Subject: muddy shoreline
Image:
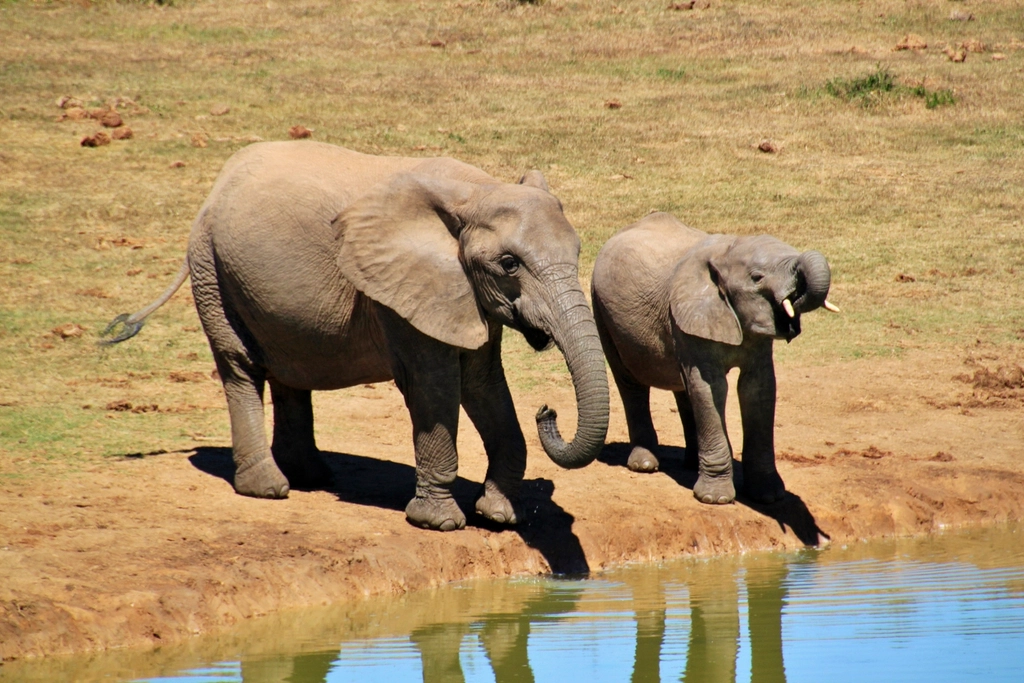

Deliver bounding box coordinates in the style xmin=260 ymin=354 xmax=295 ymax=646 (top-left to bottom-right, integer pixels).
xmin=2 ymin=350 xmax=1023 ymax=662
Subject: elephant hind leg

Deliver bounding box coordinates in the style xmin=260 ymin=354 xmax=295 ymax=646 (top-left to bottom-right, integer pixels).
xmin=219 ymin=363 xmax=290 ymax=499
xmin=594 ymin=300 xmax=660 ymax=473
xmin=269 ymin=379 xmax=333 ymax=491
xmin=617 ymin=378 xmax=660 ymax=474
xmin=190 ymin=228 xmax=288 ymax=499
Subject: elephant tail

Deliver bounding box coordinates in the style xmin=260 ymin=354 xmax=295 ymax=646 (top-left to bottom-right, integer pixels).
xmin=98 ymin=258 xmax=191 ymax=345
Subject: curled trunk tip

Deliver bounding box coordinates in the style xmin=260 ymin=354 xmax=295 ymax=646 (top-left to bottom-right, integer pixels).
xmin=794 ymin=250 xmax=832 ymax=313
xmin=534 ymin=286 xmax=609 ymax=470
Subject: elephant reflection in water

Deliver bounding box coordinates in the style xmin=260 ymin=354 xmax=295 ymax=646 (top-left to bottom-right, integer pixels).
xmin=628 ymin=556 xmax=790 ymax=683
xmin=238 ymin=650 xmax=337 ymax=682
xmin=411 ymin=584 xmax=580 ymax=683
xmin=231 ymin=589 xmax=574 ymax=683
xmin=231 ymin=557 xmax=788 ymax=683
xmin=406 ymin=558 xmax=790 ymax=683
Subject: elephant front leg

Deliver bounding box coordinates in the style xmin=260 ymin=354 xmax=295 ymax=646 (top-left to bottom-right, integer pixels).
xmin=460 ymin=333 xmax=526 ymax=525
xmin=380 ymin=308 xmax=466 ymax=531
xmin=405 ymin=418 xmax=465 ymax=531
xmin=269 ymin=379 xmax=333 ymax=491
xmin=737 ymin=345 xmax=785 ymax=504
xmin=680 ymin=359 xmax=735 ymax=505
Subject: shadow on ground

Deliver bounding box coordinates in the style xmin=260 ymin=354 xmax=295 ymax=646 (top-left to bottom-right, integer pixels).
xmin=186 ymin=447 xmax=590 ymax=574
xmin=598 ymin=442 xmax=828 ymax=547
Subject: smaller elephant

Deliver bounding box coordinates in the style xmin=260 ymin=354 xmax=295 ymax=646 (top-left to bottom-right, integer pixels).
xmin=591 ymin=212 xmax=838 ymax=505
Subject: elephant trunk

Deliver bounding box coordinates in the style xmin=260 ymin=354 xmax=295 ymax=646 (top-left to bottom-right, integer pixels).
xmin=535 ymin=270 xmax=610 ymax=470
xmin=792 ymin=250 xmax=831 ymax=314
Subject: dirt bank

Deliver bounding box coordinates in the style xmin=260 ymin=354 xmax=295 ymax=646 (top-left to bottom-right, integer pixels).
xmin=2 ymin=346 xmax=1022 ymax=662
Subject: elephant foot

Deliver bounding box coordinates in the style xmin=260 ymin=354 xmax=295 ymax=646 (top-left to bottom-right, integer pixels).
xmin=234 ymin=456 xmax=290 ymax=499
xmin=693 ymin=472 xmax=735 ymax=505
xmin=627 ymin=446 xmax=659 ymax=473
xmin=475 ymin=482 xmax=519 ymax=525
xmin=742 ymin=468 xmax=786 ymax=505
xmin=274 ymin=448 xmax=333 ymax=491
xmin=406 ymin=495 xmax=466 ymax=532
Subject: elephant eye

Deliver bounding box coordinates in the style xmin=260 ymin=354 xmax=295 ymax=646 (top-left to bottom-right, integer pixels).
xmin=751 ymin=272 xmax=765 ymax=284
xmin=499 ymin=255 xmax=520 ymax=275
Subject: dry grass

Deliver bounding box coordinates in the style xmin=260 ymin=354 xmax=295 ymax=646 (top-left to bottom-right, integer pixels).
xmin=1 ymin=0 xmax=1022 ymax=469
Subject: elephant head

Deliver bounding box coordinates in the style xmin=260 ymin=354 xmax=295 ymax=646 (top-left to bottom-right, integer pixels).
xmin=334 ymin=170 xmax=609 ymax=469
xmin=669 ymin=234 xmax=836 ymax=346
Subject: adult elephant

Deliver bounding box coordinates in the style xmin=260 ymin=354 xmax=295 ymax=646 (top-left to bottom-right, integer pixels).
xmin=103 ymin=141 xmax=609 ymax=531
xmin=591 ymin=212 xmax=836 ymax=505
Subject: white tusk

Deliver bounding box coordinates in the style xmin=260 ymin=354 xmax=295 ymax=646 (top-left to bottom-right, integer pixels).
xmin=782 ymin=299 xmax=795 ymax=318
xmin=823 ymin=300 xmax=841 ymax=313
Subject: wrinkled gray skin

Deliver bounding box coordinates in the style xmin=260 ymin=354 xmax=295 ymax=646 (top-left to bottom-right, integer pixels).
xmin=591 ymin=212 xmax=833 ymax=505
xmin=106 ymin=141 xmax=609 ymax=531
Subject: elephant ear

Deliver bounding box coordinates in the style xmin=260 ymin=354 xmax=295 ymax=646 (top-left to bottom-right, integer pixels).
xmin=334 ymin=173 xmax=489 ymax=349
xmin=669 ymin=237 xmax=743 ymax=346
xmin=518 ymin=169 xmax=550 ymax=192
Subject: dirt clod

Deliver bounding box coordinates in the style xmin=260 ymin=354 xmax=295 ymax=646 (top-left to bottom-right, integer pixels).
xmin=58 ymin=106 xmax=91 ymax=122
xmin=895 ymin=273 xmax=916 ymax=283
xmin=51 ymin=323 xmax=86 ymax=339
xmin=835 ymin=445 xmax=893 ymax=459
xmin=757 ymin=139 xmax=777 ymax=153
xmin=894 ymin=34 xmax=927 ymax=51
xmin=289 ymin=125 xmax=313 ymax=139
xmin=75 ymin=287 xmax=110 ymax=299
xmin=945 ymin=47 xmax=967 ymax=63
xmin=954 ymin=364 xmax=1024 ymax=407
xmin=56 ymin=95 xmax=84 ymax=109
xmin=210 ymin=104 xmax=231 ymax=116
xmin=97 ymin=110 xmax=123 ymax=128
xmin=168 ymin=371 xmax=209 ymax=383
xmin=80 ymin=131 xmax=111 ymax=147
xmin=111 ymin=126 xmax=133 ymax=140
xmin=604 ymin=99 xmax=623 ymax=109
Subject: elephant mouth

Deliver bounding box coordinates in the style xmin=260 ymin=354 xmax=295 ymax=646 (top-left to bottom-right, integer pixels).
xmin=778 ymin=315 xmax=801 ymax=341
xmin=520 ymin=323 xmax=554 ymax=351
xmin=774 ymin=294 xmax=801 ymax=341
xmin=511 ymin=306 xmax=554 ymax=351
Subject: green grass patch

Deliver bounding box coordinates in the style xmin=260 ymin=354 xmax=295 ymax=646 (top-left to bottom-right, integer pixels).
xmin=655 ymin=67 xmax=686 ymax=81
xmin=825 ymin=65 xmax=955 ymax=109
xmin=825 ymin=65 xmax=897 ymax=100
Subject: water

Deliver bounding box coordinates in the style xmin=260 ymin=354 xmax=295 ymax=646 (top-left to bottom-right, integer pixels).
xmin=5 ymin=524 xmax=1023 ymax=682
